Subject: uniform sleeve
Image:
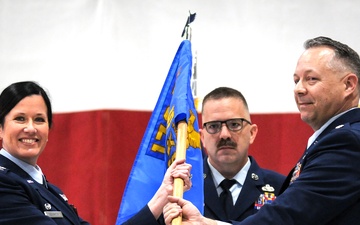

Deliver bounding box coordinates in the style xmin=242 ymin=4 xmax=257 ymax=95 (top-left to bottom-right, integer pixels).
xmin=231 ymin=128 xmax=360 ymax=225
xmin=122 ymin=204 xmax=164 ymax=225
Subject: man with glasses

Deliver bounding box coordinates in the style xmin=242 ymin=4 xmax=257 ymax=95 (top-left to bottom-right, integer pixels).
xmin=123 ymin=87 xmax=285 ymax=224
xmin=199 ymin=87 xmax=285 ymax=221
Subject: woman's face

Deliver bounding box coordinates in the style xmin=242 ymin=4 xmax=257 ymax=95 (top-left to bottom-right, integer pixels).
xmin=0 ymin=95 xmax=49 ymax=166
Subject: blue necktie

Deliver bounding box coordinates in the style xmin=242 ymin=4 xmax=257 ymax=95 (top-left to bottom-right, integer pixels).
xmin=220 ymin=179 xmax=236 ymax=218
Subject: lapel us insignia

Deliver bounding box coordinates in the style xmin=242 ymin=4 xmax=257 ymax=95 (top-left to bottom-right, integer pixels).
xmin=44 ymin=203 xmax=52 ymax=210
xmin=251 ymin=173 xmax=259 ymax=180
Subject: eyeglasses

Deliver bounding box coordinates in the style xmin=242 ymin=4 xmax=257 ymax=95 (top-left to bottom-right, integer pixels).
xmin=203 ymin=118 xmax=252 ymax=134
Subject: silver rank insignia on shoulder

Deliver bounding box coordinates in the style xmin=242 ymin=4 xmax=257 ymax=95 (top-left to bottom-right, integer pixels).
xmin=261 ymin=184 xmax=275 ymax=192
xmin=0 ymin=166 xmax=6 ymax=171
xmin=59 ymin=194 xmax=68 ymax=202
xmin=335 ymin=124 xmax=344 ymax=129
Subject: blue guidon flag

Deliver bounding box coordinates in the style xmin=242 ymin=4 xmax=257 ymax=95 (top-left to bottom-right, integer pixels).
xmin=116 ymin=40 xmax=204 ymax=224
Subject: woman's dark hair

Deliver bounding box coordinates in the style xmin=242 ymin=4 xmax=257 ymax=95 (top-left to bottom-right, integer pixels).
xmin=0 ymin=81 xmax=53 ymax=128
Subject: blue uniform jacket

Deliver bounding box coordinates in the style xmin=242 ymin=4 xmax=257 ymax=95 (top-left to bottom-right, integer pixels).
xmin=233 ymin=108 xmax=360 ymax=225
xmin=0 ymin=155 xmax=90 ymax=225
xmin=123 ymin=156 xmax=285 ymax=224
xmin=204 ymin=156 xmax=285 ymax=221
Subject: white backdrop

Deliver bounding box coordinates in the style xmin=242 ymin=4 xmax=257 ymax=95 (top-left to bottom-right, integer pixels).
xmin=1 ymin=0 xmax=359 ymax=113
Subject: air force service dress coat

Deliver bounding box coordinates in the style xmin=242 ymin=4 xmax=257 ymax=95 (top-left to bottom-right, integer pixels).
xmin=0 ymin=155 xmax=90 ymax=225
xmin=203 ymin=156 xmax=285 ymax=222
xmin=123 ymin=156 xmax=285 ymax=224
xmin=231 ymin=108 xmax=360 ymax=225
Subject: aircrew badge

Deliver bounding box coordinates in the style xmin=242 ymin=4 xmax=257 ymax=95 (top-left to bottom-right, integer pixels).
xmin=261 ymin=184 xmax=275 ymax=192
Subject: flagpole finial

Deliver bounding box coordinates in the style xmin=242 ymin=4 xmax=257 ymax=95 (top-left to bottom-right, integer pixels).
xmin=181 ymin=11 xmax=196 ymax=41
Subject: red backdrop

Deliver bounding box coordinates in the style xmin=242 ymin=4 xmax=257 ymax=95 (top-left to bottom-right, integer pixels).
xmin=35 ymin=110 xmax=313 ymax=225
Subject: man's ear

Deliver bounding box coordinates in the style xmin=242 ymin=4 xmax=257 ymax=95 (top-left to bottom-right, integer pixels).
xmin=249 ymin=124 xmax=258 ymax=145
xmin=344 ymin=73 xmax=358 ymax=94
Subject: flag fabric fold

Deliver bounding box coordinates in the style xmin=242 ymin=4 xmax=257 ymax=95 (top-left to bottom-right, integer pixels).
xmin=116 ymin=40 xmax=204 ymax=224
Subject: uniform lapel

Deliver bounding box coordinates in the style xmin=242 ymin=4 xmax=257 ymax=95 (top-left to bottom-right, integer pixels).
xmin=283 ymin=109 xmax=360 ymax=191
xmin=203 ymin=159 xmax=228 ymax=220
xmin=35 ymin=182 xmax=79 ymax=225
xmin=230 ymin=177 xmax=259 ymax=219
xmin=229 ymin=158 xmax=264 ymax=220
xmin=0 ymin=156 xmax=79 ymax=225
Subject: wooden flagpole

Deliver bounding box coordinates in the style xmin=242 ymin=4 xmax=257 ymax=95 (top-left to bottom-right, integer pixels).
xmin=172 ymin=121 xmax=187 ymax=225
xmin=172 ymin=12 xmax=196 ymax=224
